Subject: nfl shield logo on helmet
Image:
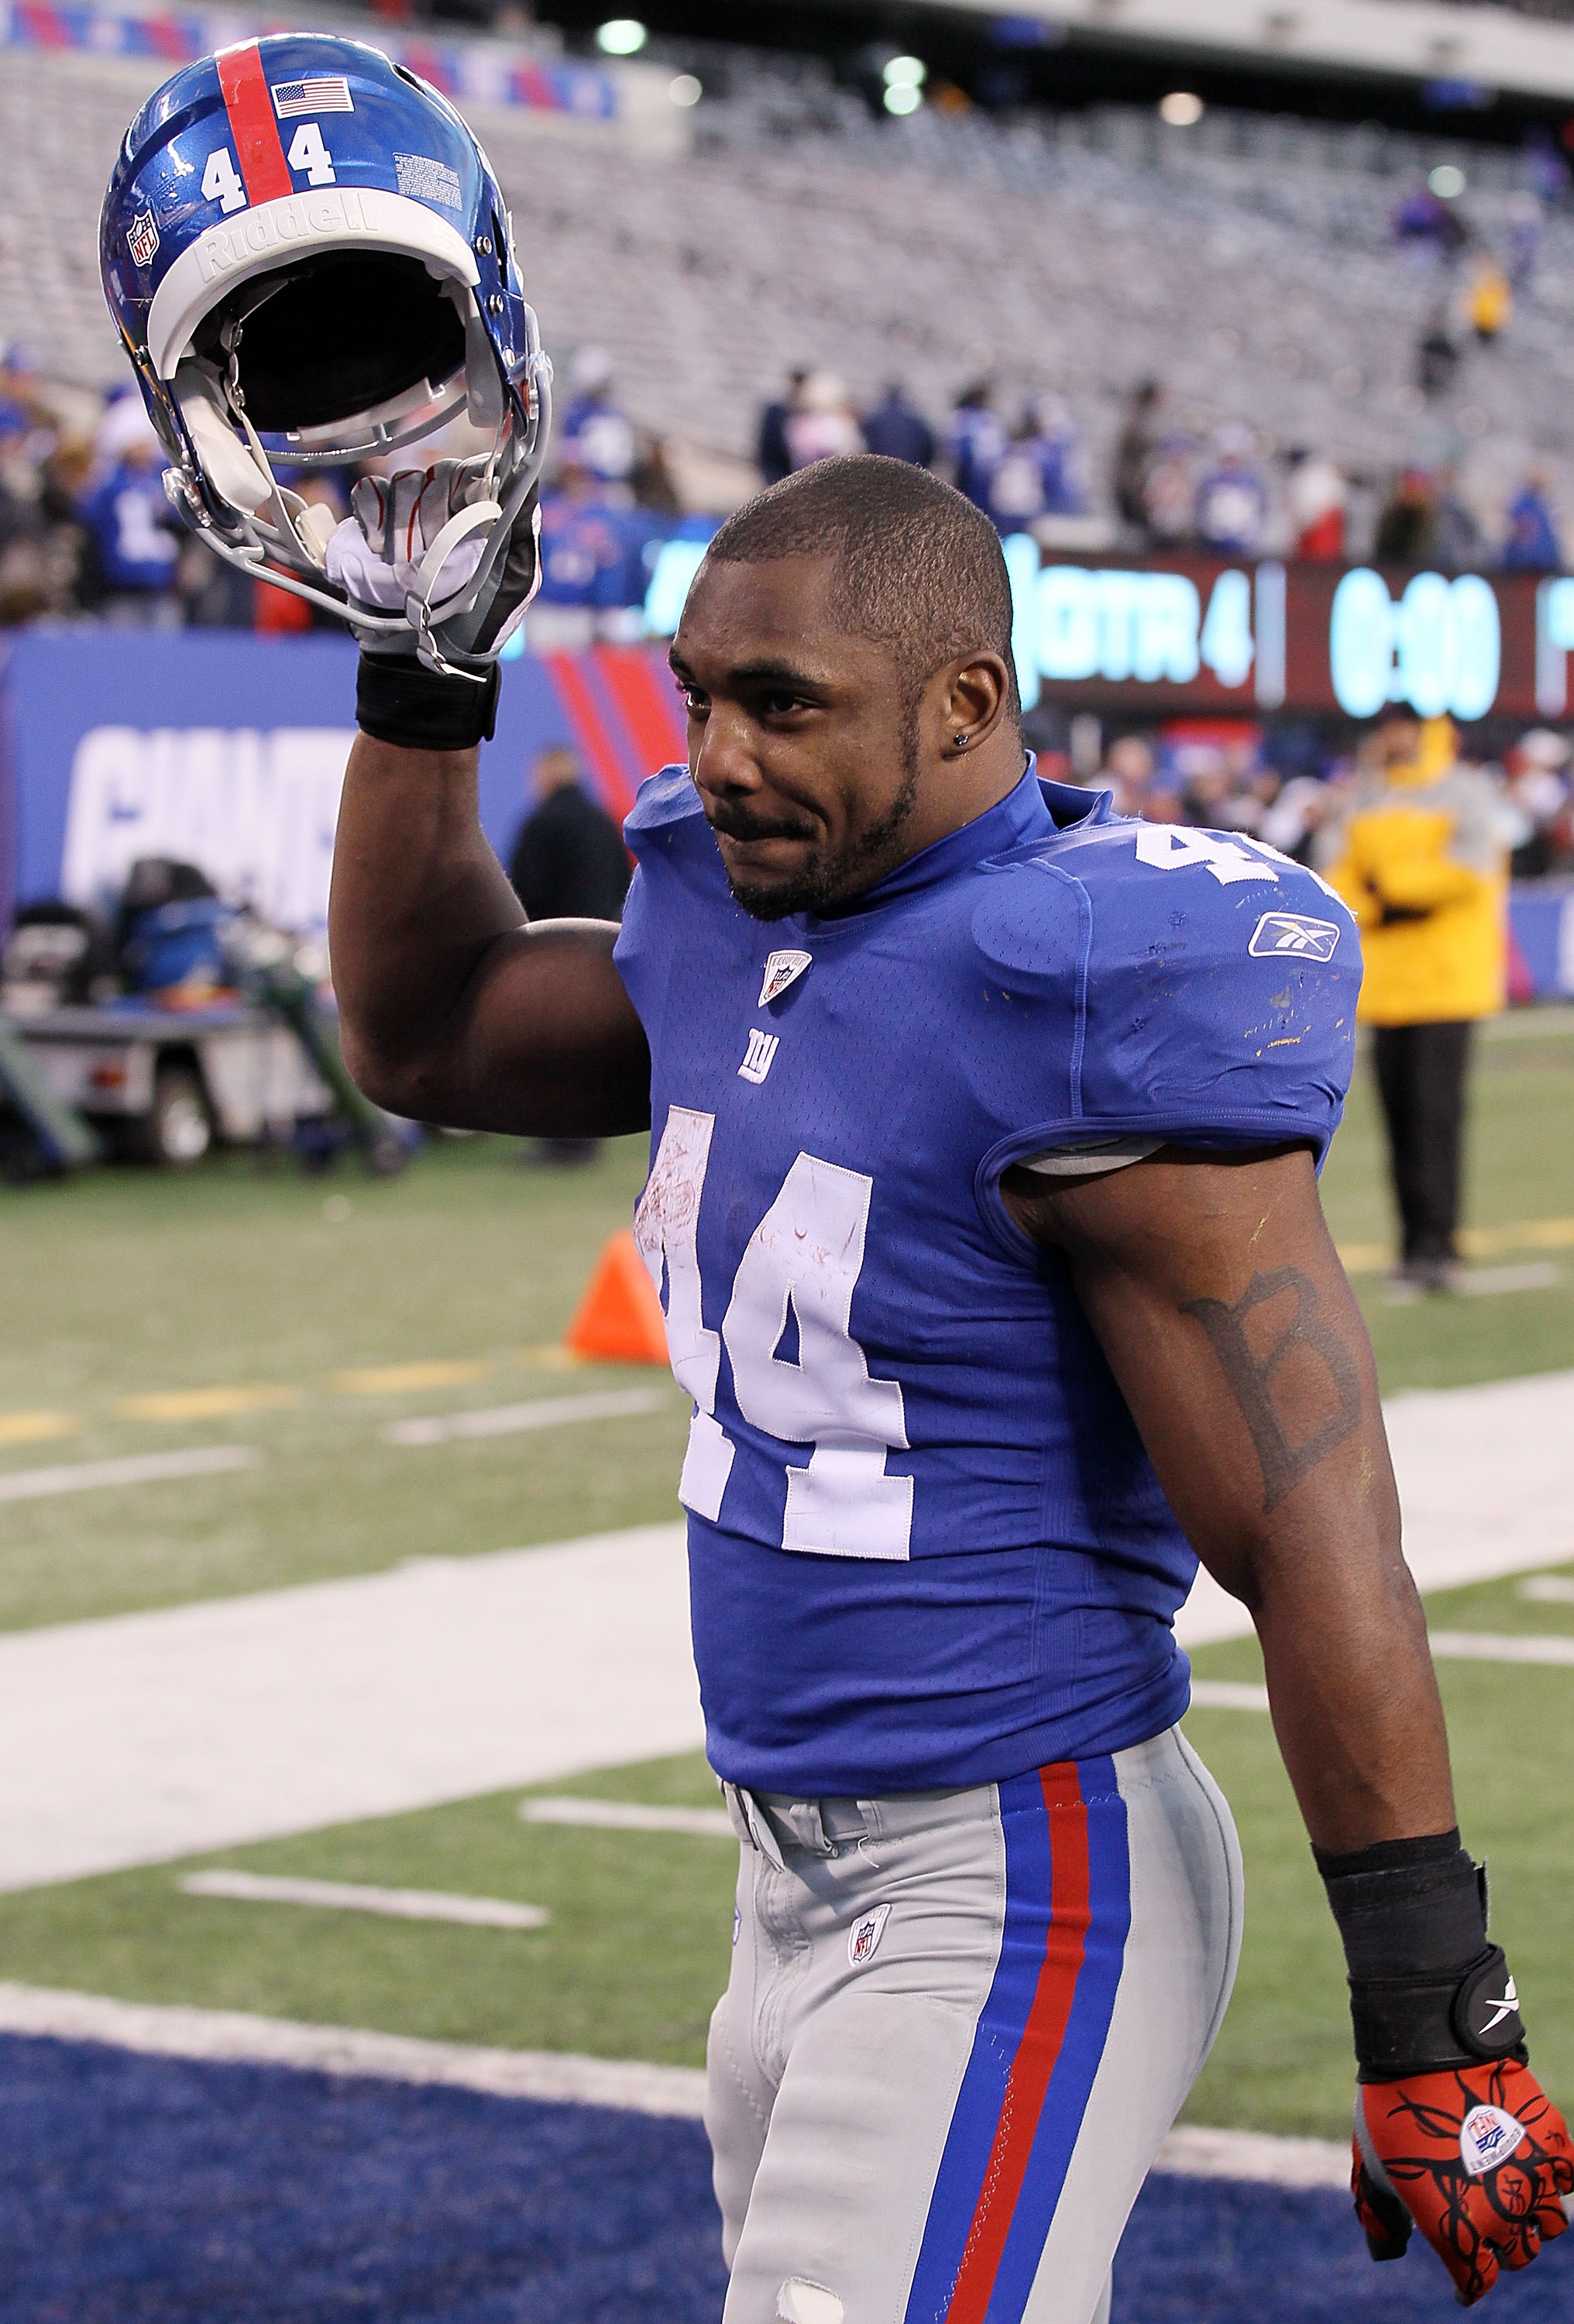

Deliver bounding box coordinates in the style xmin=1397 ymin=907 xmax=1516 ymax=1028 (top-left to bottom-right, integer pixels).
xmin=847 ymin=1903 xmax=891 ymax=1968
xmin=127 ymin=210 xmax=160 ymax=270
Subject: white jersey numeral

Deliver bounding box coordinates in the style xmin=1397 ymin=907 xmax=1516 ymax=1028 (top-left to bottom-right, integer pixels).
xmin=286 ymin=121 xmax=336 ymax=184
xmin=201 ymin=146 xmax=247 ymax=213
xmin=1132 ymin=823 xmax=1279 ymax=885
xmin=723 ymin=1153 xmax=912 ymax=1561
xmin=634 ymin=1119 xmax=912 ymax=1559
xmin=633 ymin=1107 xmax=734 ymax=1521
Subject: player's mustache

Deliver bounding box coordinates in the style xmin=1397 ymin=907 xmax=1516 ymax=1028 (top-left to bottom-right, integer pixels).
xmin=706 ymin=804 xmax=818 ymax=846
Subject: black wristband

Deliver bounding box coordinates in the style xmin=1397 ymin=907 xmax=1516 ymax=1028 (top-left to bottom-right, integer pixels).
xmin=356 ymin=653 xmax=500 ymax=753
xmin=1316 ymin=1831 xmax=1527 ymax=2081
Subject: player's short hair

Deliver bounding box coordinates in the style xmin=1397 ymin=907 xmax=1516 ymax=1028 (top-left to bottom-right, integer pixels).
xmin=705 ymin=456 xmax=1020 ymax=720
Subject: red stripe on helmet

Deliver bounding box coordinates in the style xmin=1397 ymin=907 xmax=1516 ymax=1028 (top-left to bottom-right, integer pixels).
xmin=215 ymin=40 xmax=294 ymax=206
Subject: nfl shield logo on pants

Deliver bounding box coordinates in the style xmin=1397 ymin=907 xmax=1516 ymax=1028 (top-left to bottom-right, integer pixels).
xmin=128 ymin=209 xmax=160 ymax=269
xmin=847 ymin=1903 xmax=891 ymax=1967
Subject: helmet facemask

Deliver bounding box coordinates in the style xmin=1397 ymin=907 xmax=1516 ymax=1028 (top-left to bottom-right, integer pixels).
xmin=158 ymin=235 xmax=551 ymax=673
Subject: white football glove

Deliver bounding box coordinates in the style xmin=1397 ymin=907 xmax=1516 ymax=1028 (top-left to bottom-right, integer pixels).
xmin=326 ymin=457 xmax=541 ymax=677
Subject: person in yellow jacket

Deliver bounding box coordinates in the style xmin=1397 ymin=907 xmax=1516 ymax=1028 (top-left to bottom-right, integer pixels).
xmin=1318 ymin=710 xmax=1507 ymax=1291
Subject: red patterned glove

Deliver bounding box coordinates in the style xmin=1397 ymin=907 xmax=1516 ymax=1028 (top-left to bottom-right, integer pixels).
xmin=1353 ymin=2057 xmax=1574 ymax=2305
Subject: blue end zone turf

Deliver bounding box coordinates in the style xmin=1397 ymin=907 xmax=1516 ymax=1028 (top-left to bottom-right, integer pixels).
xmin=2 ymin=2033 xmax=1572 ymax=2321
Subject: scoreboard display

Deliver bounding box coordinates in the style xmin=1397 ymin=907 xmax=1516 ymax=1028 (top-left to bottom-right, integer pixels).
xmin=1004 ymin=544 xmax=1574 ymax=726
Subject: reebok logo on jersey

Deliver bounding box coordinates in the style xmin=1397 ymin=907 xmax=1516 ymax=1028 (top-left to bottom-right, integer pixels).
xmin=1248 ymin=911 xmax=1342 ymax=961
xmin=847 ymin=1903 xmax=890 ymax=1968
xmin=1459 ymin=2103 xmax=1528 ymax=2178
xmin=738 ymin=1029 xmax=779 ymax=1085
xmin=759 ymin=950 xmax=812 ymax=1007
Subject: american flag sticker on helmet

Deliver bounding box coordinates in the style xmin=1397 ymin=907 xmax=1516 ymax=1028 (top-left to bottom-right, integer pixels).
xmin=272 ymin=77 xmax=355 ymax=117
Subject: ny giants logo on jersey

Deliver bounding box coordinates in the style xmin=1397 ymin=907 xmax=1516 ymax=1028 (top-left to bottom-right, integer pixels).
xmin=738 ymin=1029 xmax=780 ymax=1085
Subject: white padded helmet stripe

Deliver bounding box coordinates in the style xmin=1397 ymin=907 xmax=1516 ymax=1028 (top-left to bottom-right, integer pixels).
xmin=146 ymin=186 xmax=481 ymax=380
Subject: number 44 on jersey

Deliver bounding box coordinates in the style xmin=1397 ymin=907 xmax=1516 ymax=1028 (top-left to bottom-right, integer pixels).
xmin=634 ymin=1107 xmax=913 ymax=1562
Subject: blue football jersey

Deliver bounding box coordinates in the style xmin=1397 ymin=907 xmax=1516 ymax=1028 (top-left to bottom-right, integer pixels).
xmin=613 ymin=764 xmax=1359 ymax=1795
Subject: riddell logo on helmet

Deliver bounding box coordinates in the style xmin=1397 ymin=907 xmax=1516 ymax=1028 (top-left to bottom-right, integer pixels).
xmin=195 ymin=188 xmax=372 ymax=284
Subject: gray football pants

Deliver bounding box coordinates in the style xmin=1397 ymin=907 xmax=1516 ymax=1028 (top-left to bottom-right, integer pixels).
xmin=706 ymin=1725 xmax=1243 ymax=2324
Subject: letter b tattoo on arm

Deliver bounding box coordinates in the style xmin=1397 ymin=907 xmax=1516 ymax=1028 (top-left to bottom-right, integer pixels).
xmin=1183 ymin=1267 xmax=1363 ymax=1512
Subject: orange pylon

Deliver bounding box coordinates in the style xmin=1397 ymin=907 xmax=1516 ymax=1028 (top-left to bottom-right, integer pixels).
xmin=564 ymin=1230 xmax=671 ymax=1364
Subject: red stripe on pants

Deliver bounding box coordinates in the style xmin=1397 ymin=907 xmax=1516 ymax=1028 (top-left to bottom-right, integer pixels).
xmin=945 ymin=1765 xmax=1092 ymax=2324
xmin=216 ymin=40 xmax=294 ymax=206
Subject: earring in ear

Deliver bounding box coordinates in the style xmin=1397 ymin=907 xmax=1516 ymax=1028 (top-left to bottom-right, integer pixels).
xmin=954 ymin=731 xmax=968 ymax=747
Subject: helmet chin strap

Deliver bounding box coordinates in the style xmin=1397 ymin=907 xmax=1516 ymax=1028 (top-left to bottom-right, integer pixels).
xmin=404 ymin=355 xmax=553 ymax=682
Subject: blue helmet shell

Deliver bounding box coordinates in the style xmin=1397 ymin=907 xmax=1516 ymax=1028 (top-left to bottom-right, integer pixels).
xmin=101 ymin=32 xmax=535 ymax=452
xmin=98 ymin=31 xmax=550 ymax=660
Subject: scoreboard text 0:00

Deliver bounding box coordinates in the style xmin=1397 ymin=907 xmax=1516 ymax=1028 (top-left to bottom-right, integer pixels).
xmin=1009 ymin=548 xmax=1571 ymax=724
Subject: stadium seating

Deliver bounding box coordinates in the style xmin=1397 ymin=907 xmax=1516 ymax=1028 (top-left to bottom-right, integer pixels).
xmin=3 ymin=37 xmax=1572 ymax=521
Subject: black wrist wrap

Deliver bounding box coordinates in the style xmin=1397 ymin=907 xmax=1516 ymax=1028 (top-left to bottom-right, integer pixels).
xmin=356 ymin=654 xmax=500 ymax=753
xmin=1316 ymin=1829 xmax=1528 ymax=2082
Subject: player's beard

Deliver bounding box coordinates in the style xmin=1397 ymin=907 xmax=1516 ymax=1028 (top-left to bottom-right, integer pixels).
xmin=717 ymin=706 xmax=923 ymax=922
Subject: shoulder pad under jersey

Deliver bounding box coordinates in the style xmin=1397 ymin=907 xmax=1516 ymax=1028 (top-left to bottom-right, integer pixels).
xmin=972 ymin=817 xmax=1362 ymax=1161
xmin=624 ymin=761 xmax=705 ymax=846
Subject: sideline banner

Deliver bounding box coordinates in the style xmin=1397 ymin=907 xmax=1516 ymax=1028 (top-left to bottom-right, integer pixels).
xmin=0 ymin=630 xmax=686 ymax=934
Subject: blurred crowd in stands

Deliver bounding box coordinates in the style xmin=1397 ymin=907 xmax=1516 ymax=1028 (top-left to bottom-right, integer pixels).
xmin=5 ymin=329 xmax=1562 ymax=641
xmin=5 ymin=325 xmax=1574 ymax=881
xmin=1039 ymin=717 xmax=1574 ymax=885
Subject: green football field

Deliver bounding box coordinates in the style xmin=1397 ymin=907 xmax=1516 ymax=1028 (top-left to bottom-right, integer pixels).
xmin=2 ymin=1009 xmax=1572 ymax=2141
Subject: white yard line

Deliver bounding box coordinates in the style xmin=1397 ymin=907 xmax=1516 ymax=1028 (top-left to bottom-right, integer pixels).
xmin=0 ymin=1983 xmax=706 ymax=2118
xmin=1189 ymin=1631 xmax=1574 ymax=1713
xmin=1428 ymin=1631 xmax=1574 ymax=1666
xmin=1188 ymin=1682 xmax=1271 ymax=1714
xmin=1154 ymin=2125 xmax=1348 ymax=2189
xmin=177 ymin=1871 xmax=548 ymax=1930
xmin=0 ymin=1521 xmax=699 ymax=1894
xmin=520 ymin=1796 xmax=734 ymax=1838
xmin=1177 ymin=1367 xmax=1574 ymax=1647
xmin=1455 ymin=1263 xmax=1562 ymax=1298
xmin=386 ymin=1388 xmax=668 ymax=1448
xmin=0 ymin=1446 xmax=257 ymax=1504
xmin=1522 ymin=1576 xmax=1574 ymax=1604
xmin=4 ymin=1369 xmax=1574 ymax=1894
xmin=0 ymin=1981 xmax=1349 ymax=2184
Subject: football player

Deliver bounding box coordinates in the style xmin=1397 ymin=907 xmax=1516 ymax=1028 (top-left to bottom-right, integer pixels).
xmin=328 ymin=456 xmax=1571 ymax=2319
xmin=98 ymin=66 xmax=1571 ymax=2305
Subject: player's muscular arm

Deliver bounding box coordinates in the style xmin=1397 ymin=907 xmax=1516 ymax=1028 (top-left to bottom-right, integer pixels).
xmin=1002 ymin=1147 xmax=1454 ymax=1853
xmin=329 ymin=734 xmax=650 ymax=1136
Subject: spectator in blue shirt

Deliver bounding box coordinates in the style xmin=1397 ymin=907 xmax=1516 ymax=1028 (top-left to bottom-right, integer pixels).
xmin=947 ymin=382 xmax=1008 ymax=510
xmin=77 ymin=425 xmax=180 ymax=614
xmin=535 ymin=466 xmax=631 ymax=609
xmin=556 ymin=347 xmax=637 ymax=499
xmin=1503 ymin=473 xmax=1563 ymax=570
xmin=757 ymin=367 xmax=807 ymax=487
xmin=1194 ymin=423 xmax=1270 ymax=555
xmin=985 ymin=392 xmax=1090 ymax=532
xmin=861 ymin=383 xmax=934 ymax=469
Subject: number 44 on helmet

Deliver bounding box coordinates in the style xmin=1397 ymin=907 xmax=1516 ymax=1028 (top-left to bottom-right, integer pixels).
xmin=100 ymin=33 xmax=551 ymax=678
